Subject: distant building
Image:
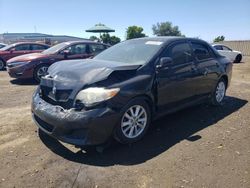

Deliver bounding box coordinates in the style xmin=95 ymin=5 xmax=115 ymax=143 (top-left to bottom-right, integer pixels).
xmin=0 ymin=33 xmax=89 ymax=45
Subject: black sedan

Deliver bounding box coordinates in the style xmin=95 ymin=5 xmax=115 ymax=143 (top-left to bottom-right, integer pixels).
xmin=32 ymin=37 xmax=232 ymax=146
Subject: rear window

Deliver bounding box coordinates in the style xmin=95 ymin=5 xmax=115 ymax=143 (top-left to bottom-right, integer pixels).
xmin=31 ymin=44 xmax=48 ymax=50
xmin=89 ymin=44 xmax=106 ymax=55
xmin=191 ymin=42 xmax=213 ymax=60
xmin=214 ymin=45 xmax=223 ymax=50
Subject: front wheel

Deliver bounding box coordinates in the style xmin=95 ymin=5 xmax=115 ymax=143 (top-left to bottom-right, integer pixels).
xmin=34 ymin=64 xmax=49 ymax=82
xmin=114 ymin=98 xmax=151 ymax=144
xmin=0 ymin=59 xmax=5 ymax=70
xmin=211 ymin=78 xmax=226 ymax=106
xmin=234 ymin=54 xmax=242 ymax=63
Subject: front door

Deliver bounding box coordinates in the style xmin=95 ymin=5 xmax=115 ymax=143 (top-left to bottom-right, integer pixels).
xmin=64 ymin=43 xmax=91 ymax=60
xmin=156 ymin=41 xmax=199 ymax=112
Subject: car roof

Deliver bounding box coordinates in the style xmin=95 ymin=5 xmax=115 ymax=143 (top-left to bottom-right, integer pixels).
xmin=10 ymin=42 xmax=49 ymax=46
xmin=62 ymin=40 xmax=109 ymax=46
xmin=126 ymin=36 xmax=210 ymax=46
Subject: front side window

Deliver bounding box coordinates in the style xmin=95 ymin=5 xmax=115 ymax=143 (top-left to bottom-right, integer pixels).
xmin=162 ymin=42 xmax=193 ymax=64
xmin=89 ymin=44 xmax=106 ymax=55
xmin=65 ymin=44 xmax=87 ymax=55
xmin=192 ymin=42 xmax=213 ymax=60
xmin=14 ymin=44 xmax=30 ymax=51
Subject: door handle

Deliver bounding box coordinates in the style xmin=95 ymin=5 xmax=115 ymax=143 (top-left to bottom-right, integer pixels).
xmin=203 ymin=68 xmax=209 ymax=76
xmin=190 ymin=66 xmax=197 ymax=71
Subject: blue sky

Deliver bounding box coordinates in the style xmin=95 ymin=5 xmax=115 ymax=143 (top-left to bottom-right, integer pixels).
xmin=0 ymin=0 xmax=249 ymax=42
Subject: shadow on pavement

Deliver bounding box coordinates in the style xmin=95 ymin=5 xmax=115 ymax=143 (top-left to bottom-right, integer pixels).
xmin=39 ymin=96 xmax=247 ymax=166
xmin=10 ymin=78 xmax=38 ymax=85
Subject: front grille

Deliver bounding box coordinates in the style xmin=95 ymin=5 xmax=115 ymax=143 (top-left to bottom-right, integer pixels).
xmin=34 ymin=115 xmax=54 ymax=133
xmin=41 ymin=86 xmax=72 ymax=102
xmin=40 ymin=85 xmax=73 ymax=109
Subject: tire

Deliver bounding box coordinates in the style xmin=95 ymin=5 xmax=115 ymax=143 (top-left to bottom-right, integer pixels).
xmin=114 ymin=98 xmax=151 ymax=144
xmin=211 ymin=78 xmax=226 ymax=106
xmin=0 ymin=59 xmax=5 ymax=70
xmin=234 ymin=54 xmax=242 ymax=63
xmin=34 ymin=64 xmax=49 ymax=82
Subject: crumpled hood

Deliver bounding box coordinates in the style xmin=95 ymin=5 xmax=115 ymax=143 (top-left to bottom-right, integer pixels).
xmin=7 ymin=53 xmax=49 ymax=63
xmin=46 ymin=59 xmax=141 ymax=86
xmin=40 ymin=58 xmax=142 ymax=100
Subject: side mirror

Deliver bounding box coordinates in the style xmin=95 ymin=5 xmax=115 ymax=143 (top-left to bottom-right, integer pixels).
xmin=156 ymin=57 xmax=173 ymax=70
xmin=9 ymin=49 xmax=15 ymax=53
xmin=62 ymin=50 xmax=70 ymax=58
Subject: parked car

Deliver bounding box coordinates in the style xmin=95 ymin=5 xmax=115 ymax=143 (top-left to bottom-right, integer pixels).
xmin=0 ymin=43 xmax=7 ymax=49
xmin=32 ymin=37 xmax=232 ymax=147
xmin=0 ymin=42 xmax=49 ymax=70
xmin=7 ymin=41 xmax=109 ymax=82
xmin=212 ymin=44 xmax=242 ymax=63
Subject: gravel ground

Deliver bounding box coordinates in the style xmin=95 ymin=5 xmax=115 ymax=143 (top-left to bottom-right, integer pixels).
xmin=0 ymin=57 xmax=249 ymax=188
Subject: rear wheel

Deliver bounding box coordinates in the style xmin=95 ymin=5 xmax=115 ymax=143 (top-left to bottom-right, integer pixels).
xmin=34 ymin=64 xmax=49 ymax=82
xmin=114 ymin=98 xmax=151 ymax=144
xmin=0 ymin=59 xmax=5 ymax=70
xmin=211 ymin=78 xmax=226 ymax=106
xmin=234 ymin=54 xmax=242 ymax=63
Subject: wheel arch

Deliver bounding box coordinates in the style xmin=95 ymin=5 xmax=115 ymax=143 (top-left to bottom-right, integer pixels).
xmin=219 ymin=74 xmax=228 ymax=89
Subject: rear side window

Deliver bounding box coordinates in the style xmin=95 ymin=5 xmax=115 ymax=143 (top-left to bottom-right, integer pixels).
xmin=191 ymin=42 xmax=213 ymax=60
xmin=89 ymin=44 xmax=106 ymax=55
xmin=14 ymin=44 xmax=30 ymax=51
xmin=162 ymin=42 xmax=193 ymax=64
xmin=31 ymin=44 xmax=48 ymax=50
xmin=222 ymin=46 xmax=231 ymax=51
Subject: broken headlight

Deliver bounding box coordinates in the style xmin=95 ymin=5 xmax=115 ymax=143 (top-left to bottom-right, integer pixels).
xmin=75 ymin=87 xmax=120 ymax=107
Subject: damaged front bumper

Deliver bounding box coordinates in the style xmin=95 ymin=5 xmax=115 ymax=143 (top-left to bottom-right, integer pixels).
xmin=31 ymin=92 xmax=120 ymax=146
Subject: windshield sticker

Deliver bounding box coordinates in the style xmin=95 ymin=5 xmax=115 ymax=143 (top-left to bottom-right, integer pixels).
xmin=145 ymin=41 xmax=163 ymax=45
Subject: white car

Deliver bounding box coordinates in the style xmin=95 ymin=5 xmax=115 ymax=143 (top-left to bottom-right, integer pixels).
xmin=212 ymin=44 xmax=242 ymax=63
xmin=0 ymin=43 xmax=6 ymax=49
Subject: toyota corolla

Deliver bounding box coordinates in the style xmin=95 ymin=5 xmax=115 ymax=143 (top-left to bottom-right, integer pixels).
xmin=32 ymin=37 xmax=232 ymax=146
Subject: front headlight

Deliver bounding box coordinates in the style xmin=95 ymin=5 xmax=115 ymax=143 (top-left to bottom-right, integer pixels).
xmin=75 ymin=87 xmax=120 ymax=106
xmin=8 ymin=61 xmax=28 ymax=67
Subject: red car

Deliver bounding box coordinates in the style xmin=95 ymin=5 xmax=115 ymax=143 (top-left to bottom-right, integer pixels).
xmin=0 ymin=42 xmax=50 ymax=70
xmin=7 ymin=41 xmax=109 ymax=82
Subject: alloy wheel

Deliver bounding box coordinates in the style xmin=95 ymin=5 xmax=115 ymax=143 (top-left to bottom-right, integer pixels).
xmin=121 ymin=105 xmax=147 ymax=139
xmin=215 ymin=81 xmax=226 ymax=103
xmin=36 ymin=66 xmax=48 ymax=80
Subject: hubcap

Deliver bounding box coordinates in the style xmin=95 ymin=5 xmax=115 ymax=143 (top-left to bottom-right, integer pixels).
xmin=121 ymin=105 xmax=147 ymax=139
xmin=215 ymin=81 xmax=226 ymax=103
xmin=37 ymin=66 xmax=48 ymax=80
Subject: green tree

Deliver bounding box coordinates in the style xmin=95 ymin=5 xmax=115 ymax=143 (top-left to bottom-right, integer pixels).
xmin=110 ymin=35 xmax=121 ymax=45
xmin=126 ymin=26 xmax=146 ymax=40
xmin=100 ymin=33 xmax=121 ymax=45
xmin=213 ymin=35 xmax=225 ymax=43
xmin=152 ymin=21 xmax=183 ymax=36
xmin=89 ymin=36 xmax=99 ymax=41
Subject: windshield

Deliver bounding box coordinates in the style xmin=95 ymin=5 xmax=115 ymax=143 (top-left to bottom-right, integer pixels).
xmin=42 ymin=42 xmax=69 ymax=54
xmin=0 ymin=44 xmax=14 ymax=51
xmin=94 ymin=39 xmax=163 ymax=64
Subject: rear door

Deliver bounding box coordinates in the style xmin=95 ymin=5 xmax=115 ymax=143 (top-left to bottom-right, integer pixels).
xmin=190 ymin=41 xmax=219 ymax=96
xmin=156 ymin=41 xmax=199 ymax=112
